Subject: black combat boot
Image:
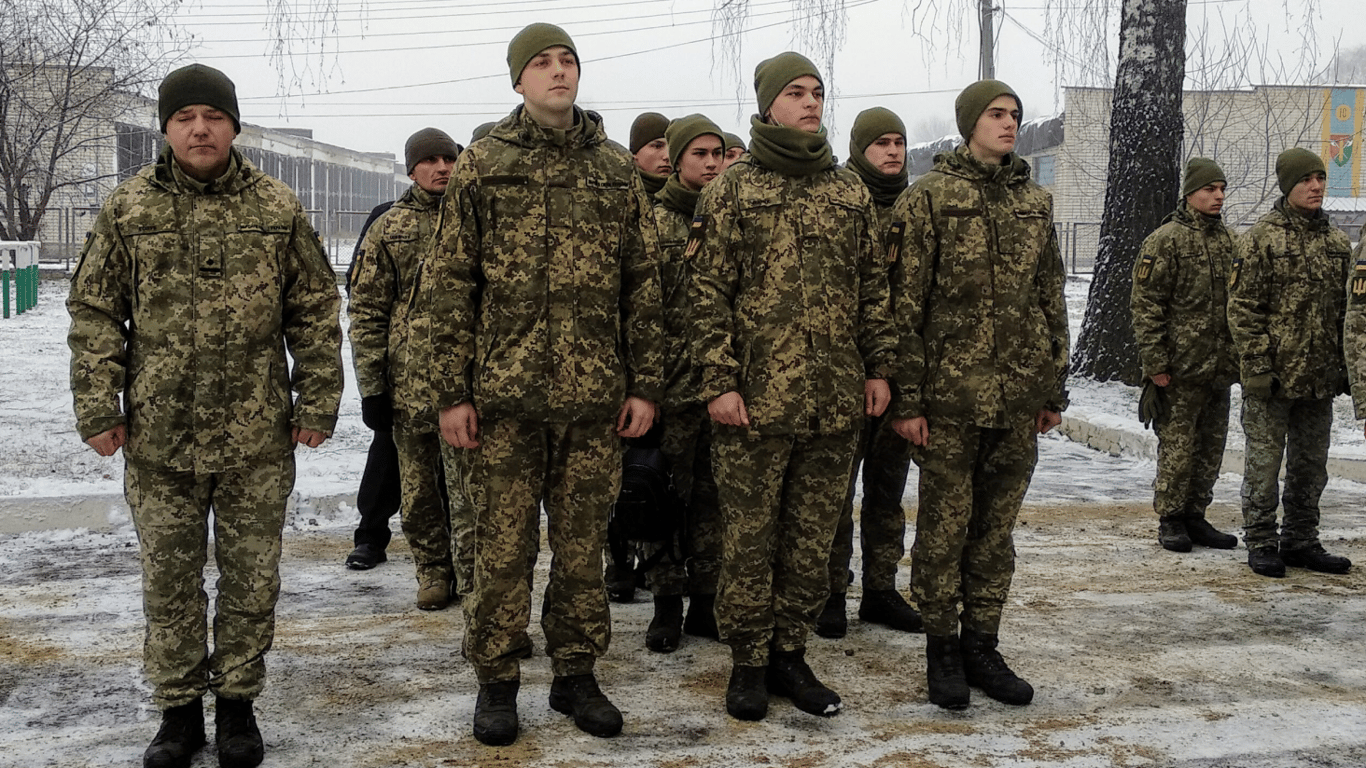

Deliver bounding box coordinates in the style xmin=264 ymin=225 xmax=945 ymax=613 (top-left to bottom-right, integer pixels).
xmin=1281 ymin=543 xmax=1352 ymax=574
xmin=814 ymin=593 xmax=847 ymax=639
xmin=1184 ymin=517 xmax=1237 ymax=549
xmin=960 ymin=629 xmax=1034 ymax=705
xmin=473 ymin=679 xmax=519 ymax=746
xmin=143 ymin=698 xmax=205 ymax=768
xmin=683 ymin=593 xmax=719 ymax=639
xmin=604 ymin=561 xmax=635 ymax=603
xmin=1158 ymin=517 xmax=1192 ymax=552
xmin=1247 ymin=546 xmax=1285 ymax=578
xmin=924 ymin=635 xmax=970 ymax=710
xmin=725 ymin=664 xmax=769 ymax=721
xmin=214 ymin=697 xmax=264 ymax=768
xmin=549 ymin=674 xmax=623 ymax=737
xmin=858 ymin=590 xmax=924 ymax=633
xmin=646 ymin=595 xmax=685 ymax=653
xmin=766 ymin=649 xmax=842 ymax=716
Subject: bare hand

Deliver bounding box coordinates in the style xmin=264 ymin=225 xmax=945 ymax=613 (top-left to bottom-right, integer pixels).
xmin=1151 ymin=373 xmax=1171 ymax=387
xmin=892 ymin=417 xmax=929 ymax=446
xmin=292 ymin=427 xmax=330 ymax=449
xmin=865 ymin=379 xmax=891 ymax=417
xmin=440 ymin=402 xmax=480 ymax=449
xmin=616 ymin=396 xmax=656 ymax=438
xmin=708 ymin=391 xmax=750 ymax=427
xmin=85 ymin=424 xmax=127 ymax=457
xmin=1036 ymin=409 xmax=1062 ymax=434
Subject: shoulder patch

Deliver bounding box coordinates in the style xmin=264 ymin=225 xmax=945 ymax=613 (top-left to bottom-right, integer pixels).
xmin=1353 ymin=259 xmax=1366 ymax=298
xmin=683 ymin=215 xmax=706 ymax=259
xmin=886 ymin=221 xmax=906 ymax=264
xmin=1136 ymin=253 xmax=1154 ymax=282
xmin=1229 ymin=256 xmax=1242 ymax=289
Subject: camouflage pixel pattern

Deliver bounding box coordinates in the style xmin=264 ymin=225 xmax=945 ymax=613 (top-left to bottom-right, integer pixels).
xmin=68 ymin=146 xmax=343 ymax=472
xmin=888 ymin=145 xmax=1069 ymax=425
xmin=391 ymin=415 xmax=454 ymax=584
xmin=1239 ymin=394 xmax=1333 ymax=551
xmin=653 ymin=190 xmax=705 ymax=410
xmin=440 ymin=440 xmax=476 ymax=595
xmin=646 ymin=405 xmax=722 ymax=597
xmin=1342 ymin=239 xmax=1366 ymax=418
xmin=125 ymin=455 xmax=294 ymax=709
xmin=1151 ymin=382 xmax=1231 ymax=520
xmin=828 ymin=413 xmax=913 ymax=594
xmin=713 ymin=429 xmax=858 ymax=665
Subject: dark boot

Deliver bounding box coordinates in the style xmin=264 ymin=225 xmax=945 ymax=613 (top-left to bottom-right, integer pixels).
xmin=1158 ymin=517 xmax=1192 ymax=552
xmin=143 ymin=698 xmax=205 ymax=768
xmin=548 ymin=674 xmax=623 ymax=738
xmin=858 ymin=590 xmax=924 ymax=633
xmin=214 ymin=698 xmax=264 ymax=768
xmin=960 ymin=629 xmax=1034 ymax=705
xmin=605 ymin=561 xmax=635 ymax=604
xmin=924 ymin=635 xmax=970 ymax=710
xmin=344 ymin=542 xmax=387 ymax=570
xmin=766 ymin=649 xmax=841 ymax=716
xmin=814 ymin=593 xmax=847 ymax=639
xmin=1247 ymin=546 xmax=1285 ymax=578
xmin=1281 ymin=543 xmax=1352 ymax=574
xmin=473 ymin=679 xmax=519 ymax=746
xmin=1184 ymin=517 xmax=1237 ymax=549
xmin=725 ymin=664 xmax=769 ymax=721
xmin=646 ymin=595 xmax=685 ymax=653
xmin=683 ymin=593 xmax=719 ymax=639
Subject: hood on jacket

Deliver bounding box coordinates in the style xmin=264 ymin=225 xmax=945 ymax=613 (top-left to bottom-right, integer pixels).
xmin=932 ymin=144 xmax=1031 ymax=186
xmin=485 ymin=104 xmax=609 ymax=150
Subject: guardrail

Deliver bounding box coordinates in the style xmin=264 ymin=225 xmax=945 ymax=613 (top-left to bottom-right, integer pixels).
xmin=1 ymin=241 xmax=40 ymax=318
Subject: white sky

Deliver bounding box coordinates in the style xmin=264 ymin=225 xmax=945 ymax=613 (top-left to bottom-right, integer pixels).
xmin=166 ymin=0 xmax=1366 ymax=161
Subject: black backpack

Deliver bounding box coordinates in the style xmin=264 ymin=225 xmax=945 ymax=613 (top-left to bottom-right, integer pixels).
xmin=607 ymin=444 xmax=684 ymax=578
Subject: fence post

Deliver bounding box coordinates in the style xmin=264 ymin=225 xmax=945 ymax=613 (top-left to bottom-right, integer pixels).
xmin=1 ymin=241 xmax=41 ymax=317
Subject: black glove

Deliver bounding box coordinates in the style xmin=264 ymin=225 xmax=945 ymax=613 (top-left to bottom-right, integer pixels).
xmin=1139 ymin=380 xmax=1168 ymax=429
xmin=361 ymin=393 xmax=395 ymax=432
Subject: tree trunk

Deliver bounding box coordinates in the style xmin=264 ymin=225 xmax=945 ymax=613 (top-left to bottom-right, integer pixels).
xmin=1072 ymin=0 xmax=1188 ymax=385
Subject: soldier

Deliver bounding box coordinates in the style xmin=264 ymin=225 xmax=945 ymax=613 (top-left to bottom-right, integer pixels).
xmin=642 ymin=113 xmax=727 ymax=653
xmin=1228 ymin=148 xmax=1353 ymax=578
xmin=816 ymin=106 xmax=921 ymax=639
xmin=471 ymin=122 xmax=496 ymax=143
xmin=889 ymin=80 xmax=1069 ymax=710
xmin=631 ymin=111 xmax=671 ymax=196
xmin=721 ymin=132 xmax=746 ymax=170
xmin=420 ymin=23 xmax=663 ymax=745
xmin=690 ymin=52 xmax=896 ymax=721
xmin=1130 ymin=158 xmax=1240 ymax=553
xmin=349 ymin=128 xmax=462 ymax=609
xmin=67 ymin=64 xmax=342 ymax=768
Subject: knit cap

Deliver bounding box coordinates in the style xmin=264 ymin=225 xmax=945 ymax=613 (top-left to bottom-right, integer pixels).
xmin=723 ymin=132 xmax=747 ymax=153
xmin=665 ymin=114 xmax=724 ymax=168
xmin=753 ymin=52 xmax=822 ymax=116
xmin=471 ymin=122 xmax=496 ymax=142
xmin=954 ymin=79 xmax=1020 ymax=139
xmin=158 ymin=64 xmax=240 ymax=134
xmin=630 ymin=112 xmax=670 ymax=154
xmin=850 ymin=107 xmax=906 ymax=156
xmin=507 ymin=23 xmax=577 ymax=86
xmin=1275 ymin=148 xmax=1326 ymax=196
xmin=1180 ymin=157 xmax=1226 ymax=198
xmin=405 ymin=128 xmax=460 ymax=174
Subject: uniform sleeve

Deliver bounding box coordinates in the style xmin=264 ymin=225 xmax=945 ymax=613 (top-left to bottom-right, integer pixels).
xmin=1226 ymin=228 xmax=1274 ymax=381
xmin=1345 ymin=240 xmax=1366 ymax=418
xmin=420 ymin=156 xmax=482 ymax=410
xmin=282 ymin=200 xmax=344 ymax=434
xmin=620 ymin=171 xmax=665 ymax=403
xmin=66 ymin=203 xmax=132 ymax=440
xmin=347 ymin=214 xmax=397 ymax=398
xmin=1129 ymin=229 xmax=1176 ymax=379
xmin=1036 ymin=202 xmax=1070 ymax=412
xmin=689 ymin=177 xmax=742 ymax=402
xmin=856 ymin=195 xmax=896 ymax=380
xmin=887 ymin=185 xmax=936 ymax=420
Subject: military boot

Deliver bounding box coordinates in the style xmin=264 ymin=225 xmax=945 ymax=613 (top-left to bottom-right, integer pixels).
xmin=416 ymin=570 xmax=453 ymax=611
xmin=960 ymin=629 xmax=1034 ymax=705
xmin=214 ymin=697 xmax=264 ymax=768
xmin=725 ymin=665 xmax=769 ymax=721
xmin=766 ymin=649 xmax=842 ymax=716
xmin=1247 ymin=546 xmax=1285 ymax=578
xmin=646 ymin=595 xmax=684 ymax=653
xmin=924 ymin=635 xmax=970 ymax=710
xmin=858 ymin=590 xmax=924 ymax=633
xmin=1184 ymin=517 xmax=1237 ymax=549
xmin=814 ymin=593 xmax=847 ymax=639
xmin=472 ymin=679 xmax=519 ymax=746
xmin=1158 ymin=517 xmax=1192 ymax=552
xmin=548 ymin=674 xmax=623 ymax=737
xmin=1281 ymin=543 xmax=1352 ymax=574
xmin=143 ymin=698 xmax=205 ymax=768
xmin=605 ymin=560 xmax=635 ymax=604
xmin=683 ymin=593 xmax=719 ymax=639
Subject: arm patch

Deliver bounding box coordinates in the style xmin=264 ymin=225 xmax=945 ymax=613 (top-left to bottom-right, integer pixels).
xmin=1353 ymin=259 xmax=1366 ymax=298
xmin=886 ymin=221 xmax=906 ymax=264
xmin=1229 ymin=256 xmax=1242 ymax=289
xmin=1136 ymin=253 xmax=1154 ymax=282
xmin=683 ymin=215 xmax=706 ymax=259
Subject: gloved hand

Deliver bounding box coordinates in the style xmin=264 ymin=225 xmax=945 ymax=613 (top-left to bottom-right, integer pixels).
xmin=1242 ymin=372 xmax=1277 ymax=400
xmin=361 ymin=393 xmax=395 ymax=432
xmin=1138 ymin=380 xmax=1168 ymax=429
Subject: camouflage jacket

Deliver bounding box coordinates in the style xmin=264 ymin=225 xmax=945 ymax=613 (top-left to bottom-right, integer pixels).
xmin=348 ymin=183 xmax=440 ymax=415
xmin=67 ymin=145 xmax=343 ymax=472
xmin=689 ymin=157 xmax=896 ymax=436
xmin=1343 ymin=240 xmax=1366 ymax=417
xmin=1228 ymin=199 xmax=1350 ymax=399
xmin=420 ymin=106 xmax=664 ymax=422
xmin=1129 ymin=203 xmax=1238 ymax=386
xmin=889 ymin=145 xmax=1069 ymax=426
xmin=654 ymin=189 xmax=703 ymax=411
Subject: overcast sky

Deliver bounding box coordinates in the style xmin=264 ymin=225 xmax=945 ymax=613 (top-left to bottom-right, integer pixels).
xmin=168 ymin=0 xmax=1366 ymax=162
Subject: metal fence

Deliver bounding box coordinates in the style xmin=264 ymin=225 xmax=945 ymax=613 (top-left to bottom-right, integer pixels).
xmin=2 ymin=241 xmax=41 ymax=317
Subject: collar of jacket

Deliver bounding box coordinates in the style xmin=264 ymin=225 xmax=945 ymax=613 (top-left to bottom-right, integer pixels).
xmin=1170 ymin=201 xmax=1225 ymax=231
xmin=934 ymin=143 xmax=1031 ymax=186
xmin=397 ymin=183 xmax=442 ymax=211
xmin=655 ymin=173 xmax=700 ymax=217
xmin=1272 ymin=196 xmax=1329 ymax=232
xmin=153 ymin=144 xmax=253 ymax=195
xmin=491 ymin=104 xmax=605 ymax=150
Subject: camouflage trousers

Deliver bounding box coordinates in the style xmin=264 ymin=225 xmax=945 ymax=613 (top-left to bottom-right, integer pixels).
xmin=911 ymin=418 xmax=1037 ymax=637
xmin=713 ymin=428 xmax=858 ymax=666
xmin=461 ymin=418 xmax=620 ymax=684
xmin=439 ymin=440 xmax=476 ymax=597
xmin=1152 ymin=382 xmax=1230 ymax=520
xmin=828 ymin=414 xmax=913 ymax=594
xmin=393 ymin=413 xmax=454 ymax=585
xmin=1240 ymin=394 xmax=1333 ymax=551
xmin=124 ymin=454 xmax=294 ymax=710
xmin=646 ymin=405 xmax=722 ymax=597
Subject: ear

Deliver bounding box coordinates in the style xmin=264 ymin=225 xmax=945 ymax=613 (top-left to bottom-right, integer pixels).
xmin=514 ymin=81 xmax=525 ymax=96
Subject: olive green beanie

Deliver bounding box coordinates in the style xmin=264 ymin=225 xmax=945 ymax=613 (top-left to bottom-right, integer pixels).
xmin=754 ymin=51 xmax=822 ymax=116
xmin=954 ymin=79 xmax=1020 ymax=139
xmin=665 ymin=114 xmax=724 ymax=169
xmin=1276 ymin=147 xmax=1326 ymax=196
xmin=471 ymin=122 xmax=496 ymax=142
xmin=630 ymin=112 xmax=670 ymax=154
xmin=158 ymin=64 xmax=240 ymax=134
xmin=723 ymin=132 xmax=746 ymax=152
xmin=507 ymin=23 xmax=577 ymax=86
xmin=1180 ymin=157 xmax=1226 ymax=198
xmin=850 ymin=107 xmax=906 ymax=157
xmin=405 ymin=128 xmax=460 ymax=174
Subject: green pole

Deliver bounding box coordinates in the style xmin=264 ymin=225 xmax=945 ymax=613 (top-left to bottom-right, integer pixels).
xmin=3 ymin=267 xmax=9 ymax=318
xmin=26 ymin=262 xmax=36 ymax=312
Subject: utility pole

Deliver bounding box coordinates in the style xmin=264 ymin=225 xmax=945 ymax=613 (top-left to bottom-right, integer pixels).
xmin=979 ymin=0 xmax=995 ymax=79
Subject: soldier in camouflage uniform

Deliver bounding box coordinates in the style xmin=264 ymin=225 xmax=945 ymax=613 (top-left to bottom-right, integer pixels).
xmin=418 ymin=23 xmax=663 ymax=746
xmin=889 ymin=80 xmax=1069 ymax=711
xmin=631 ymin=111 xmax=671 ymax=197
xmin=690 ymin=52 xmax=896 ymax=722
xmin=67 ymin=64 xmax=342 ymax=768
xmin=1228 ymin=148 xmax=1353 ymax=578
xmin=1130 ymin=158 xmax=1240 ymax=553
xmin=349 ymin=128 xmax=462 ymax=610
xmin=721 ymin=132 xmax=747 ymax=171
xmin=816 ymin=106 xmax=922 ymax=640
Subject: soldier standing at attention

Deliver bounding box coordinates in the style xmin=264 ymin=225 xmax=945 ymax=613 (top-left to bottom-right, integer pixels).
xmin=631 ymin=111 xmax=672 ymax=197
xmin=1228 ymin=148 xmax=1353 ymax=578
xmin=349 ymin=128 xmax=462 ymax=609
xmin=690 ymin=52 xmax=896 ymax=721
xmin=68 ymin=64 xmax=343 ymax=768
xmin=721 ymin=132 xmax=747 ymax=170
xmin=1130 ymin=158 xmax=1240 ymax=553
xmin=420 ymin=23 xmax=663 ymax=745
xmin=889 ymin=80 xmax=1069 ymax=711
xmin=817 ymin=106 xmax=922 ymax=639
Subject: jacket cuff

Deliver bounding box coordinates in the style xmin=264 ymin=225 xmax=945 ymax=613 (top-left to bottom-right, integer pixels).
xmin=293 ymin=411 xmax=338 ymax=435
xmin=77 ymin=414 xmax=125 ymax=442
xmin=698 ymin=367 xmax=738 ymax=403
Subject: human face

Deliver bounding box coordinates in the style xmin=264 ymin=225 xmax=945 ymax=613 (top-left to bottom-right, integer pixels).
xmin=634 ymin=138 xmax=671 ymax=176
xmin=1186 ymin=181 xmax=1226 ymax=216
xmin=514 ymin=46 xmax=579 ymax=128
xmin=766 ymin=75 xmax=824 ymax=132
xmin=677 ymin=134 xmax=724 ymax=191
xmin=1287 ymin=171 xmax=1326 ymax=214
xmin=968 ymin=95 xmax=1020 ymax=164
xmin=165 ymin=104 xmax=235 ymax=182
xmin=863 ymin=132 xmax=906 ymax=175
xmin=409 ymin=155 xmax=456 ymax=195
xmin=723 ymin=145 xmax=745 ymax=169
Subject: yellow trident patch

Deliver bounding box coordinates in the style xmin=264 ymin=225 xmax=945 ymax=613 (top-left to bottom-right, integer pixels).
xmin=886 ymin=221 xmax=906 ymax=265
xmin=1136 ymin=253 xmax=1154 ymax=282
xmin=1229 ymin=256 xmax=1242 ymax=289
xmin=684 ymin=215 xmax=706 ymax=260
xmin=1352 ymin=260 xmax=1366 ymax=298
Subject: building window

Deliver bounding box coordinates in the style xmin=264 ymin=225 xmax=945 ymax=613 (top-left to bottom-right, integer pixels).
xmin=1034 ymin=154 xmax=1056 ymax=187
xmin=116 ymin=124 xmax=160 ymax=180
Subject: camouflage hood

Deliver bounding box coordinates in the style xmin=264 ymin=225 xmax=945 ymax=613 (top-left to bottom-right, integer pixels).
xmin=485 ymin=105 xmax=609 ymax=151
xmin=932 ymin=144 xmax=1032 ymax=187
